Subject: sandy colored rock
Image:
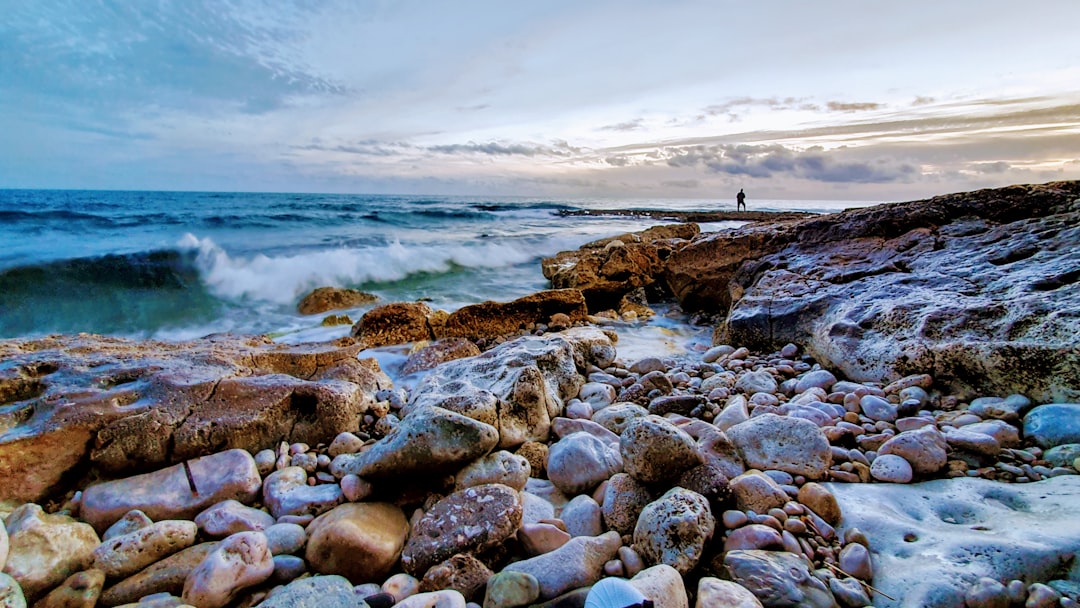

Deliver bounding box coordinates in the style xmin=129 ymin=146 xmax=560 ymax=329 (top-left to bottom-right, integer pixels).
xmin=729 ymin=471 xmax=791 ymax=514
xmin=419 ymin=553 xmax=493 ymax=601
xmin=297 ymin=286 xmax=377 ymax=315
xmin=696 ymin=577 xmax=764 ymax=608
xmin=305 ymin=502 xmax=408 ymax=584
xmin=620 ymin=415 xmax=703 ymax=485
xmin=629 ymin=564 xmax=689 ymax=608
xmin=455 ymin=450 xmax=531 ymax=491
xmin=351 ymin=301 xmax=435 ymax=348
xmin=797 ymin=483 xmax=841 ymax=526
xmin=436 ymin=289 xmax=588 ymax=341
xmin=2 ymin=504 xmax=100 ymax=602
xmin=402 ymin=484 xmax=522 ymax=576
xmin=181 ymin=531 xmax=274 ymax=608
xmin=81 ymin=449 xmax=262 ymax=533
xmin=33 ymin=568 xmax=104 ymax=608
xmin=633 ymin=488 xmax=715 ymax=575
xmin=101 ymin=511 xmax=153 ymax=543
xmin=602 ymin=473 xmax=653 ymax=536
xmin=0 ymin=520 xmax=7 ymax=572
xmin=483 ymin=570 xmax=540 ymax=608
xmin=98 ymin=542 xmax=217 ymax=607
xmin=92 ymin=520 xmax=197 ymax=581
xmin=502 ymin=531 xmax=622 ymax=600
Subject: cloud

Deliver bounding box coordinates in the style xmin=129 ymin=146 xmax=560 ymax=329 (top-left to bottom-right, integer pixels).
xmin=599 ymin=119 xmax=645 ymax=131
xmin=605 ymin=155 xmax=631 ymax=166
xmin=912 ymin=96 xmax=935 ymax=106
xmin=826 ymin=101 xmax=884 ymax=112
xmin=661 ymin=179 xmax=700 ymax=189
xmin=427 ymin=140 xmax=582 ymax=157
xmin=663 ymin=143 xmax=916 ymax=183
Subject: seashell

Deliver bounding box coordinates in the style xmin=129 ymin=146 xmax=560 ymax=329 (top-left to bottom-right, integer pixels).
xmin=585 ymin=577 xmax=652 ymax=608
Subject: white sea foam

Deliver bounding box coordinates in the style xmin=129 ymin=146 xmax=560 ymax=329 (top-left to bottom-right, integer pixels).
xmin=177 ymin=233 xmax=574 ymax=305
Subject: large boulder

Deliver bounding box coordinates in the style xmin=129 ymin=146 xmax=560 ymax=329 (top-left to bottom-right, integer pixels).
xmin=542 ymin=224 xmax=699 ymax=311
xmin=666 ymin=181 xmax=1080 ymax=401
xmin=1023 ymin=403 xmax=1080 ymax=449
xmin=726 ymin=413 xmax=832 ymax=480
xmin=435 ymin=289 xmax=588 ymax=341
xmin=405 ymin=328 xmax=615 ymax=448
xmin=296 ymin=286 xmax=377 ymax=315
xmin=2 ymin=504 xmax=100 ymax=601
xmin=350 ymin=301 xmax=436 ymax=348
xmin=828 ymin=475 xmax=1080 ymax=608
xmin=0 ymin=334 xmax=388 ymax=503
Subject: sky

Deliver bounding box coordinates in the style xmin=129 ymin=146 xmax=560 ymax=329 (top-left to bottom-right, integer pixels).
xmin=2 ymin=0 xmax=1079 ymax=201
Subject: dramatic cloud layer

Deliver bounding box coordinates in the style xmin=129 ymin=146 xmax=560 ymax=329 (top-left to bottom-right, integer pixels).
xmin=2 ymin=0 xmax=1078 ymax=200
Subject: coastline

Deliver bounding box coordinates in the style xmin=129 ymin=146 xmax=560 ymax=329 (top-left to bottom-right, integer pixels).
xmin=558 ymin=208 xmax=815 ymax=223
xmin=1 ymin=181 xmax=1079 ymax=607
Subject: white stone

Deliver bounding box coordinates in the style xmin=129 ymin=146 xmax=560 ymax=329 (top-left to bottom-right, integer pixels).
xmin=182 ymin=531 xmax=275 ymax=608
xmin=629 ymin=564 xmax=688 ymax=608
xmin=870 ymin=454 xmax=914 ymax=483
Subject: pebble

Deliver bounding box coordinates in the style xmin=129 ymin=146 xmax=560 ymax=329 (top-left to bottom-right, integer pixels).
xmin=262 ymin=467 xmax=344 ymax=520
xmin=502 ymin=531 xmax=621 ymax=600
xmin=697 ymin=576 xmax=764 ymax=608
xmin=102 ymin=509 xmax=154 ymax=541
xmin=518 ymin=523 xmax=572 ymax=556
xmin=965 ymin=577 xmax=1009 ymax=608
xmin=341 ymin=474 xmax=374 ymax=502
xmin=35 ymin=568 xmax=105 ymax=608
xmin=547 ymin=432 xmax=623 ymax=495
xmin=92 ymin=519 xmax=198 ymax=580
xmin=259 ymin=575 xmax=359 ymax=607
xmin=723 ymin=524 xmax=784 ymax=552
xmin=726 ymin=413 xmax=832 ymax=480
xmin=483 ymin=571 xmax=540 ymax=608
xmin=838 ymin=542 xmax=873 ymax=581
xmin=829 ymin=576 xmax=871 ymax=608
xmin=1025 ymin=583 xmax=1062 ymax=607
xmin=456 ymin=450 xmax=531 ymax=492
xmin=383 ymin=572 xmax=421 ymax=602
xmin=305 ymin=502 xmax=409 ymax=583
xmin=634 ymin=488 xmax=715 ymax=575
xmin=0 ymin=573 xmax=25 ymax=608
xmin=879 ymin=426 xmax=948 ymax=475
xmin=729 ymin=471 xmax=791 ymax=514
xmin=195 ymin=500 xmax=275 ymax=537
xmin=3 ymin=504 xmax=100 ymax=601
xmin=619 ymin=416 xmax=702 ymax=485
xmin=561 ymin=495 xmax=603 ymax=537
xmin=393 ymin=590 xmax=467 ymax=608
xmin=182 ymin=531 xmax=275 ymax=608
xmin=722 ymin=510 xmax=749 ymax=529
xmin=629 ymin=564 xmax=689 ymax=608
xmin=618 ymin=545 xmax=645 ymax=578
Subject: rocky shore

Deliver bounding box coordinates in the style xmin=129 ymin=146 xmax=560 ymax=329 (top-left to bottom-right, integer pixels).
xmin=2 ymin=181 xmax=1079 ymax=608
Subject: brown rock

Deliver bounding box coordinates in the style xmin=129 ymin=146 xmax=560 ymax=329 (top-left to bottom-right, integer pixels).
xmin=401 ymin=338 xmax=481 ymax=375
xmin=401 ymin=484 xmax=523 ymax=576
xmin=436 ymin=289 xmax=588 ymax=341
xmin=0 ymin=334 xmax=387 ymax=504
xmin=797 ymin=483 xmax=842 ymax=526
xmin=305 ymin=503 xmax=408 ymax=584
xmin=98 ymin=542 xmax=217 ymax=607
xmin=418 ymin=554 xmax=493 ymax=601
xmin=350 ymin=301 xmax=435 ymax=348
xmin=33 ymin=569 xmax=105 ymax=608
xmin=297 ymin=287 xmax=377 ymax=315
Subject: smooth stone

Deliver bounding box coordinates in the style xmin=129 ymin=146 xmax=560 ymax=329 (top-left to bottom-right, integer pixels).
xmin=722 ymin=510 xmax=749 ymax=529
xmin=964 ymin=420 xmax=1021 ymax=449
xmin=601 ymin=473 xmax=653 ymax=536
xmin=704 ymin=345 xmax=736 ymax=363
xmin=548 ymin=432 xmax=623 ymax=496
xmin=696 ymin=577 xmax=764 ymax=608
xmin=99 ymin=542 xmax=217 ymax=606
xmin=483 ymin=571 xmax=540 ymax=608
xmin=402 ymin=484 xmax=522 ymax=576
xmin=258 ymin=575 xmax=360 ymax=608
xmin=305 ymin=502 xmax=407 ymax=584
xmin=878 ymin=426 xmax=948 ymax=476
xmin=620 ymin=415 xmax=702 ymax=485
xmin=619 ymin=546 xmax=644 ymax=578
xmin=629 ymin=565 xmax=688 ymax=608
xmin=895 ymin=417 xmax=933 ymax=432
xmin=1045 ymin=444 xmax=1080 ymax=468
xmin=521 ymin=492 xmax=557 ymax=525
xmin=723 ymin=524 xmax=784 ymax=552
xmin=797 ymin=483 xmax=842 ymax=525
xmin=330 ymin=406 xmax=499 ymax=479
xmin=838 ymin=542 xmax=872 ymax=581
xmin=381 ymin=573 xmax=420 ymax=602
xmin=0 ymin=573 xmax=25 ymax=608
xmin=735 ymin=371 xmax=778 ymax=395
xmin=341 ymin=474 xmax=374 ymax=502
xmin=727 ymin=414 xmax=832 ymax=480
xmin=262 ymin=467 xmax=343 ymax=520
xmin=551 ymin=418 xmax=620 ymax=447
xmin=101 ymin=511 xmax=154 ymax=542
xmin=92 ymin=520 xmax=197 ymax=580
xmin=829 ymin=576 xmax=871 ymax=608
xmin=195 ymin=500 xmax=275 ymax=537
xmin=419 ymin=554 xmax=493 ymax=602
xmin=860 ymin=395 xmax=898 ymax=423
xmin=561 ymin=495 xmax=603 ymax=538
xmin=456 ymin=451 xmax=531 ymax=492
xmin=945 ymin=429 xmax=1001 ymax=458
xmin=579 ymin=382 xmax=617 ymax=409
xmin=181 ymin=531 xmax=275 ymax=608
xmin=1026 ymin=583 xmax=1062 ymax=607
xmin=327 ymin=432 xmax=365 ymax=457
xmin=870 ymin=454 xmax=914 ymax=483
xmin=394 ymin=590 xmax=467 ymax=608
xmin=591 ymin=403 xmax=650 ymax=436
xmin=827 ymin=475 xmax=1080 ymax=606
xmin=633 ymin=488 xmax=715 ymax=575
xmin=964 ymin=577 xmax=1009 ymax=608
xmin=264 ymin=523 xmax=306 ymax=556
xmin=2 ymin=504 xmax=100 ymax=601
xmin=723 ymin=550 xmax=836 ymax=608
xmin=796 ymin=370 xmax=838 ymax=394
xmin=969 ymin=395 xmax=1031 ymax=422
xmin=729 ymin=472 xmax=790 ymax=514
xmin=80 ymin=449 xmax=262 ymax=533
xmin=34 ymin=568 xmax=105 ymax=608
xmin=714 ymin=395 xmax=750 ymax=432
xmin=502 ymin=531 xmax=622 ymax=600
xmin=269 ymin=554 xmax=307 ymax=584
xmin=1024 ymin=404 xmax=1080 ymax=449
xmin=519 ymin=523 xmax=571 ymax=556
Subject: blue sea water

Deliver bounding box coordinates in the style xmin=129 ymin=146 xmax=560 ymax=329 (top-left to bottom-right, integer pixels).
xmin=0 ymin=190 xmax=864 ymax=341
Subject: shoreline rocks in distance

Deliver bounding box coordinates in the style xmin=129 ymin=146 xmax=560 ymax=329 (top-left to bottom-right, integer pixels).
xmin=296 ymin=287 xmax=378 ymax=316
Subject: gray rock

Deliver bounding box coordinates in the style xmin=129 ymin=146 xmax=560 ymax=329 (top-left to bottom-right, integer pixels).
xmin=259 ymin=574 xmax=362 ymax=608
xmin=547 ymin=432 xmax=623 ymax=495
xmin=878 ymin=426 xmax=947 ymax=476
xmin=633 ymin=488 xmax=715 ymax=575
xmin=827 ymin=475 xmax=1080 ymax=607
xmin=796 ymin=369 xmax=838 ymax=393
xmin=602 ymin=473 xmax=653 ymax=536
xmin=592 ymin=402 xmax=650 ymax=436
xmin=1024 ymin=403 xmax=1080 ymax=449
xmin=969 ymin=394 xmax=1032 ymax=422
xmin=829 ymin=576 xmax=871 ymax=608
xmin=859 ymin=395 xmax=898 ymax=423
xmin=869 ymin=454 xmax=913 ymax=483
xmin=620 ymin=416 xmax=702 ymax=485
xmin=331 ymin=406 xmax=499 ymax=480
xmin=723 ymin=550 xmax=837 ymax=608
xmin=264 ymin=523 xmax=307 ymax=556
xmin=262 ymin=467 xmax=343 ymax=519
xmin=964 ymin=577 xmax=1009 ymax=608
xmin=502 ymin=531 xmax=621 ymax=600
xmin=1045 ymin=444 xmax=1080 ymax=468
xmin=735 ymin=371 xmax=778 ymax=395
xmin=483 ymin=570 xmax=540 ymax=608
xmin=561 ymin=495 xmax=603 ymax=538
xmin=195 ymin=500 xmax=275 ymax=537
xmin=726 ymin=413 xmax=832 ymax=479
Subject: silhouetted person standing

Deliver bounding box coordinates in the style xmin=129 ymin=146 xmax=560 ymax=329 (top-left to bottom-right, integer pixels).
xmin=736 ymin=188 xmax=746 ymax=211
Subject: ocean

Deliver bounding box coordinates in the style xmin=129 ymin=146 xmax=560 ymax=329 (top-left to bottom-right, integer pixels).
xmin=0 ymin=190 xmax=865 ymax=353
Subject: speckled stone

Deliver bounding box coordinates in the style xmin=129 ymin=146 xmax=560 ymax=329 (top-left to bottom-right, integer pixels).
xmin=633 ymin=488 xmax=715 ymax=575
xmin=620 ymin=416 xmax=702 ymax=485
xmin=601 ymin=473 xmax=653 ymax=536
